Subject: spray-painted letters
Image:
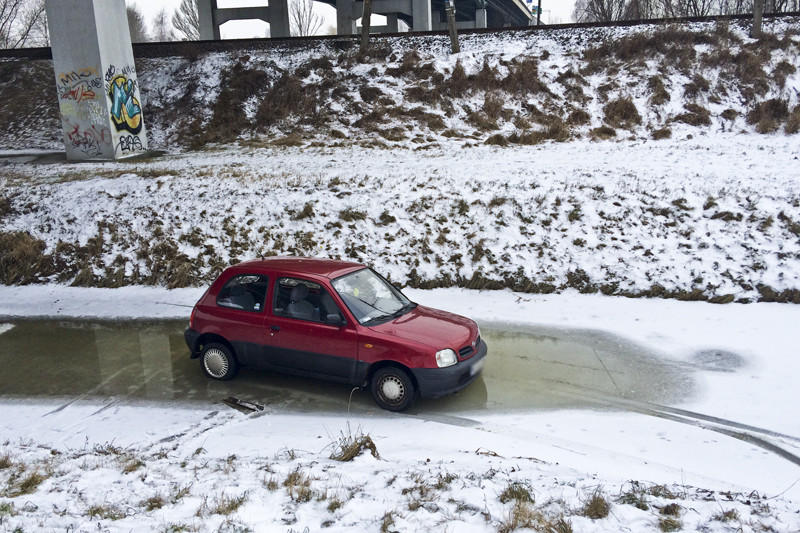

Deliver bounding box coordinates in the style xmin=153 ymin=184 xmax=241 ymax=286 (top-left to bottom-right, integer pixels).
xmin=105 ymin=65 xmax=143 ymax=135
xmin=65 ymin=119 xmax=112 ymax=157
xmin=57 ymin=68 xmax=102 ymax=103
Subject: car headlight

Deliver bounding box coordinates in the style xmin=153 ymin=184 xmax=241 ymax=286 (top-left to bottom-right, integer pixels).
xmin=435 ymin=348 xmax=457 ymax=368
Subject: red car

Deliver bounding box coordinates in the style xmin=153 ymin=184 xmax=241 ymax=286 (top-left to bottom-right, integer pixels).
xmin=184 ymin=257 xmax=487 ymax=411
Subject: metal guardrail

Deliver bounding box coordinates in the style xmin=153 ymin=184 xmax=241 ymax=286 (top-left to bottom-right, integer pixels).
xmin=1 ymin=11 xmax=798 ymax=61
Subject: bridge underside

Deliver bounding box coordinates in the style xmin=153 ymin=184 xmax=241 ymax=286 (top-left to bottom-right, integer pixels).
xmin=197 ymin=0 xmax=531 ymax=39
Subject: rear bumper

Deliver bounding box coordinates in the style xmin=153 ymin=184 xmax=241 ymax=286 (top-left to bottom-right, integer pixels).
xmin=184 ymin=328 xmax=201 ymax=359
xmin=411 ymin=340 xmax=487 ymax=399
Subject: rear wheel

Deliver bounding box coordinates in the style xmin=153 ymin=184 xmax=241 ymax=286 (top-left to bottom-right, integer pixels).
xmin=370 ymin=367 xmax=415 ymax=412
xmin=201 ymin=343 xmax=238 ymax=380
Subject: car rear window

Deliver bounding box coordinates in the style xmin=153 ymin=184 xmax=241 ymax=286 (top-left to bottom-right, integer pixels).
xmin=216 ymin=274 xmax=268 ymax=312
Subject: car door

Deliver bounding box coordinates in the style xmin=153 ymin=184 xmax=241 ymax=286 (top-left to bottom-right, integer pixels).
xmin=258 ymin=276 xmax=359 ymax=383
xmin=204 ymin=273 xmax=270 ymax=366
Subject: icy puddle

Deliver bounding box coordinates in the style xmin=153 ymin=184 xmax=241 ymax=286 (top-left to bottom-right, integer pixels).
xmin=0 ymin=320 xmax=694 ymax=413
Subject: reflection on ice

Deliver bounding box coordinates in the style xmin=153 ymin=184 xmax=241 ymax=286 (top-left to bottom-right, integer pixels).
xmin=0 ymin=320 xmax=696 ymax=415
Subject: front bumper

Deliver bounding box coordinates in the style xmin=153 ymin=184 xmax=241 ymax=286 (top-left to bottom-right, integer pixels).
xmin=411 ymin=340 xmax=488 ymax=399
xmin=184 ymin=328 xmax=201 ymax=359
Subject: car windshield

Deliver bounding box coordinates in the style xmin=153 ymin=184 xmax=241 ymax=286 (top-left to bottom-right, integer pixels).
xmin=331 ymin=268 xmax=413 ymax=325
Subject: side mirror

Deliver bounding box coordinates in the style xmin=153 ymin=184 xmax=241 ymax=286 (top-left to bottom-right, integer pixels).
xmin=325 ymin=314 xmax=346 ymax=327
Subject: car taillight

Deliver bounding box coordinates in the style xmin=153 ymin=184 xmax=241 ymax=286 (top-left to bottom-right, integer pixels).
xmin=189 ymin=306 xmax=197 ymax=328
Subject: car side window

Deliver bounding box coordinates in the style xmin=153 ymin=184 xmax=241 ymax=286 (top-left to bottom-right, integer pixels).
xmin=216 ymin=274 xmax=268 ymax=312
xmin=273 ymin=277 xmax=344 ymax=324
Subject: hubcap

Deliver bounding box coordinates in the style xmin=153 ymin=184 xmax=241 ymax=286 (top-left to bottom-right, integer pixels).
xmin=380 ymin=375 xmax=405 ymax=403
xmin=204 ymin=348 xmax=229 ymax=379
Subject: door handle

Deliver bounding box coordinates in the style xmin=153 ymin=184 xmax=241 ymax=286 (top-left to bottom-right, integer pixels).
xmin=270 ymin=325 xmax=280 ymax=332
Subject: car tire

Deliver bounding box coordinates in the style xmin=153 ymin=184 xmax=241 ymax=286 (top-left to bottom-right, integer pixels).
xmin=201 ymin=343 xmax=238 ymax=380
xmin=370 ymin=367 xmax=415 ymax=412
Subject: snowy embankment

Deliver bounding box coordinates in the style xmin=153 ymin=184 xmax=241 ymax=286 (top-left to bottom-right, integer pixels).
xmin=1 ymin=287 xmax=800 ymax=532
xmin=2 ymin=134 xmax=800 ymax=302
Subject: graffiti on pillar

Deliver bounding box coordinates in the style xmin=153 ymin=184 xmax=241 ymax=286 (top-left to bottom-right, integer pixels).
xmin=57 ymin=68 xmax=102 ymax=103
xmin=65 ymin=119 xmax=113 ymax=157
xmin=56 ymin=65 xmax=111 ymax=157
xmin=105 ymin=65 xmax=144 ymax=135
xmin=115 ymin=134 xmax=144 ymax=154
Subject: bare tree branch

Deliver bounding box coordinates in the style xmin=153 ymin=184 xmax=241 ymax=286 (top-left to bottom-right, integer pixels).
xmin=1 ymin=0 xmax=47 ymax=49
xmin=152 ymin=7 xmax=175 ymax=42
xmin=290 ymin=0 xmax=324 ymax=37
xmin=172 ymin=0 xmax=199 ymax=41
xmin=127 ymin=4 xmax=149 ymax=43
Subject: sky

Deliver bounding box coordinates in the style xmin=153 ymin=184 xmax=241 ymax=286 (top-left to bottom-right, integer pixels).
xmin=130 ymin=0 xmax=576 ymax=38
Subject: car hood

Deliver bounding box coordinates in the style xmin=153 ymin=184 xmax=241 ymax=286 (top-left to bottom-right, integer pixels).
xmin=368 ymin=304 xmax=476 ymax=350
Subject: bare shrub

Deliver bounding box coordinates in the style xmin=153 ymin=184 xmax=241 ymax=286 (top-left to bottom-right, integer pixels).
xmin=648 ymin=76 xmax=670 ymax=106
xmin=379 ymin=127 xmax=407 ymax=141
xmin=202 ymin=62 xmax=269 ymax=144
xmin=0 ymin=231 xmax=52 ymax=284
xmin=581 ymin=488 xmax=610 ymax=519
xmin=468 ymin=109 xmax=497 ymax=131
xmin=503 ymin=56 xmax=550 ymax=96
xmin=256 ymin=71 xmax=321 ymax=128
xmin=485 ymin=133 xmax=509 ymax=146
xmin=652 ymin=127 xmax=672 ymax=140
xmin=673 ymin=103 xmax=711 ymax=126
xmin=746 ymin=98 xmax=789 ymax=133
xmin=590 ymin=125 xmax=616 ymax=140
xmin=682 ymin=73 xmax=710 ymax=99
xmin=469 ymin=59 xmax=500 ymax=92
xmin=359 ymin=85 xmax=384 ymax=103
xmin=772 ymin=59 xmax=796 ymax=89
xmin=603 ymin=97 xmax=641 ymax=129
xmin=482 ymin=92 xmax=506 ymax=120
xmin=385 ymin=49 xmax=420 ymax=77
xmin=786 ymin=105 xmax=800 ymax=134
xmin=566 ymin=108 xmax=590 ymax=126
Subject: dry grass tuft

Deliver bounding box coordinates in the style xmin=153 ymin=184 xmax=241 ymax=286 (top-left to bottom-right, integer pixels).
xmin=652 ymin=127 xmax=672 ymax=140
xmin=283 ymin=468 xmax=314 ymax=502
xmin=648 ymin=75 xmax=670 ymax=106
xmin=498 ymin=500 xmax=543 ymax=533
xmin=499 ymin=481 xmax=534 ymax=504
xmin=590 ymin=125 xmax=617 ymax=140
xmin=787 ymin=105 xmax=800 ymax=134
xmin=673 ymin=103 xmax=711 ymax=126
xmin=746 ymin=98 xmax=789 ymax=133
xmin=581 ymin=488 xmax=610 ymax=519
xmin=604 ymin=97 xmax=641 ymax=130
xmin=0 ymin=231 xmax=53 ymax=285
xmin=329 ymin=428 xmax=380 ymax=462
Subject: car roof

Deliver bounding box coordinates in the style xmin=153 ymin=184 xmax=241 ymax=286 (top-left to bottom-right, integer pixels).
xmin=232 ymin=256 xmax=365 ymax=279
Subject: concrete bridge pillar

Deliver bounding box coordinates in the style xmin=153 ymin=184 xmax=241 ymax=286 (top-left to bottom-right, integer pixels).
xmin=387 ymin=13 xmax=399 ymax=32
xmin=337 ymin=0 xmax=357 ymax=35
xmin=412 ymin=0 xmax=432 ymax=30
xmin=198 ymin=0 xmax=219 ymax=40
xmin=476 ymin=8 xmax=487 ymax=28
xmin=45 ymin=0 xmax=147 ymax=161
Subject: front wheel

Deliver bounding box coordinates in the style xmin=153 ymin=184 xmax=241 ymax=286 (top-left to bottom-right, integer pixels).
xmin=370 ymin=367 xmax=415 ymax=412
xmin=201 ymin=343 xmax=238 ymax=380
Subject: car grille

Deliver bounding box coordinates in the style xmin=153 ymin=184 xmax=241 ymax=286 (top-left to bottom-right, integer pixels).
xmin=458 ymin=335 xmax=481 ymax=359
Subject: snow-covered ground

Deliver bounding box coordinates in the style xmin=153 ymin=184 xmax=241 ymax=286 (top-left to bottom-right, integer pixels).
xmin=1 ymin=15 xmax=800 ymax=532
xmin=1 ymin=286 xmax=799 ymax=532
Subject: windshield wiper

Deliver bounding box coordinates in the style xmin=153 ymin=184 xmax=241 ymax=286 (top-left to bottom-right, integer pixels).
xmin=391 ymin=302 xmax=415 ymax=318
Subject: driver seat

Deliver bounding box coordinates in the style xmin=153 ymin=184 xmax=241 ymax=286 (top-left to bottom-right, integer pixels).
xmin=287 ymin=284 xmax=314 ymax=320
